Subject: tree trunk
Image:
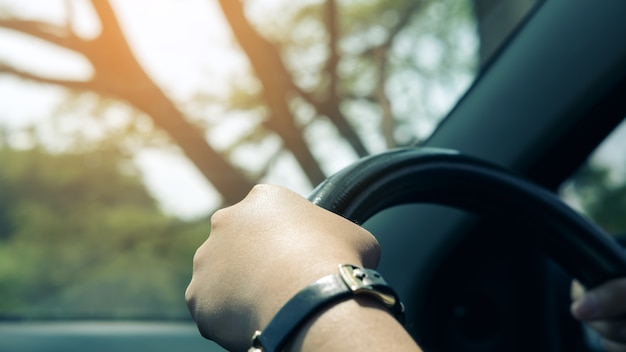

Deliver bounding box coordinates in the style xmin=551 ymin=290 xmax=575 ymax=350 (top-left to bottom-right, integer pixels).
xmin=87 ymin=0 xmax=256 ymax=205
xmin=124 ymin=81 xmax=255 ymax=205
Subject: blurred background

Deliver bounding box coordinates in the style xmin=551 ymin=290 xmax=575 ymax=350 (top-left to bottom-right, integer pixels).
xmin=0 ymin=0 xmax=624 ymax=325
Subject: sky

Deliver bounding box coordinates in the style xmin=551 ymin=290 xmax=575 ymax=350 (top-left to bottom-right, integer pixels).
xmin=0 ymin=0 xmax=372 ymax=219
xmin=0 ymin=0 xmax=256 ymax=219
xmin=1 ymin=0 xmax=625 ymax=219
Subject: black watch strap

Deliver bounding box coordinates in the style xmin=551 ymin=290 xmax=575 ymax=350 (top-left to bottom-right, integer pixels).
xmin=249 ymin=264 xmax=405 ymax=352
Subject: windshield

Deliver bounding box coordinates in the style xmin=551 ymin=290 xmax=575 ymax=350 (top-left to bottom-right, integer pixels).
xmin=561 ymin=117 xmax=626 ymax=236
xmin=0 ymin=0 xmax=535 ymax=321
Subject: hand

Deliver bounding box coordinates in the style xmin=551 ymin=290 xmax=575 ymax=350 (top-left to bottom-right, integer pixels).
xmin=185 ymin=184 xmax=381 ymax=352
xmin=571 ymin=278 xmax=626 ymax=352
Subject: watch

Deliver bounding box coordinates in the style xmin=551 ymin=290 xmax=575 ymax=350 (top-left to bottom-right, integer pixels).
xmin=248 ymin=264 xmax=405 ymax=352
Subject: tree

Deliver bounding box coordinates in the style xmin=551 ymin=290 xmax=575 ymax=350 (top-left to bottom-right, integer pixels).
xmin=0 ymin=0 xmax=478 ymax=208
xmin=0 ymin=0 xmax=482 ymax=322
xmin=0 ymin=145 xmax=209 ymax=319
xmin=0 ymin=1 xmax=254 ymax=205
xmin=564 ymin=163 xmax=626 ymax=235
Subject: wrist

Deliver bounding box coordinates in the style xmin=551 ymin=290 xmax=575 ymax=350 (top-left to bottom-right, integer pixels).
xmin=255 ymin=258 xmax=365 ymax=330
xmin=250 ymin=264 xmax=405 ymax=352
xmin=287 ymin=296 xmax=419 ymax=352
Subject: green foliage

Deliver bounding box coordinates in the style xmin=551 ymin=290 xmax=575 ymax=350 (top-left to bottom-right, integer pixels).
xmin=0 ymin=146 xmax=209 ymax=319
xmin=566 ymin=163 xmax=626 ymax=235
xmin=239 ymin=0 xmax=479 ymax=151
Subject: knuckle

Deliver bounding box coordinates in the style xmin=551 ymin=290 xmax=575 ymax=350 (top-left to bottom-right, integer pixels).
xmin=248 ymin=184 xmax=270 ymax=199
xmin=191 ymin=245 xmax=207 ymax=269
xmin=210 ymin=208 xmax=227 ymax=224
xmin=184 ymin=285 xmax=194 ymax=306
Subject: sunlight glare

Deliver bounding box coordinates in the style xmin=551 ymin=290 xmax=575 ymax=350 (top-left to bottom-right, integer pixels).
xmin=0 ymin=0 xmax=249 ymax=218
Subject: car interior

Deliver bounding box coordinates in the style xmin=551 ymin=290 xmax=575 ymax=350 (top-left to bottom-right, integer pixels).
xmin=363 ymin=1 xmax=626 ymax=351
xmin=2 ymin=1 xmax=626 ymax=351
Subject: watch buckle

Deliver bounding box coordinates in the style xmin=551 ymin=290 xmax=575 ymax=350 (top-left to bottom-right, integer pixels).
xmin=338 ymin=264 xmax=396 ymax=307
xmin=248 ymin=330 xmax=263 ymax=352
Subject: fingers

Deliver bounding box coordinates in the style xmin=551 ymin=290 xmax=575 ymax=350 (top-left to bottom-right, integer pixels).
xmin=572 ymin=278 xmax=626 ymax=351
xmin=571 ymin=278 xmax=626 ymax=321
xmin=571 ymin=280 xmax=586 ymax=301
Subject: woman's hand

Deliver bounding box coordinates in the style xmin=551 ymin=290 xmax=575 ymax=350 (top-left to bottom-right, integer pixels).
xmin=185 ymin=184 xmax=381 ymax=352
xmin=572 ymin=278 xmax=626 ymax=352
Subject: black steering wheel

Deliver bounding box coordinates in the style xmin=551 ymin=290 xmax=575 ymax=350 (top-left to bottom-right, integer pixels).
xmin=308 ymin=147 xmax=626 ymax=351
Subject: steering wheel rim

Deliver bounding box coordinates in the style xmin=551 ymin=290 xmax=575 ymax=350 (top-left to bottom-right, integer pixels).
xmin=309 ymin=147 xmax=626 ymax=288
xmin=309 ymin=147 xmax=626 ymax=349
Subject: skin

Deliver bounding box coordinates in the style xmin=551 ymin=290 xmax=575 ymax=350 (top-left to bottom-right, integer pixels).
xmin=572 ymin=279 xmax=626 ymax=352
xmin=186 ymin=183 xmax=625 ymax=351
xmin=185 ymin=184 xmax=420 ymax=352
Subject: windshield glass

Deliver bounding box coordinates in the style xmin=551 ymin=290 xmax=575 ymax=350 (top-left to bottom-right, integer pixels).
xmin=560 ymin=117 xmax=626 ymax=236
xmin=0 ymin=0 xmax=535 ymax=321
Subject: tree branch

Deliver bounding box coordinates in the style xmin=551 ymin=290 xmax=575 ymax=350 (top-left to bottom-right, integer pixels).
xmin=0 ymin=18 xmax=86 ymax=52
xmin=88 ymin=0 xmax=126 ymax=45
xmin=366 ymin=0 xmax=429 ymax=148
xmin=373 ymin=47 xmax=395 ymax=148
xmin=325 ymin=0 xmax=339 ymax=99
xmin=289 ymin=0 xmax=370 ymax=158
xmin=218 ymin=0 xmax=327 ymax=185
xmin=388 ymin=2 xmax=423 ymax=44
xmin=368 ymin=0 xmax=427 ymax=54
xmin=0 ymin=62 xmax=93 ymax=91
xmin=0 ymin=2 xmax=257 ymax=205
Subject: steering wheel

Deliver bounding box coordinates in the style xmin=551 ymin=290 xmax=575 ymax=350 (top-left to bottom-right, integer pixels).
xmin=308 ymin=147 xmax=626 ymax=351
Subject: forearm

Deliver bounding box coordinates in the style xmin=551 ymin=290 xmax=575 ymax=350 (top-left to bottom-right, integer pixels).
xmin=186 ymin=185 xmax=420 ymax=351
xmin=287 ymin=296 xmax=422 ymax=352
